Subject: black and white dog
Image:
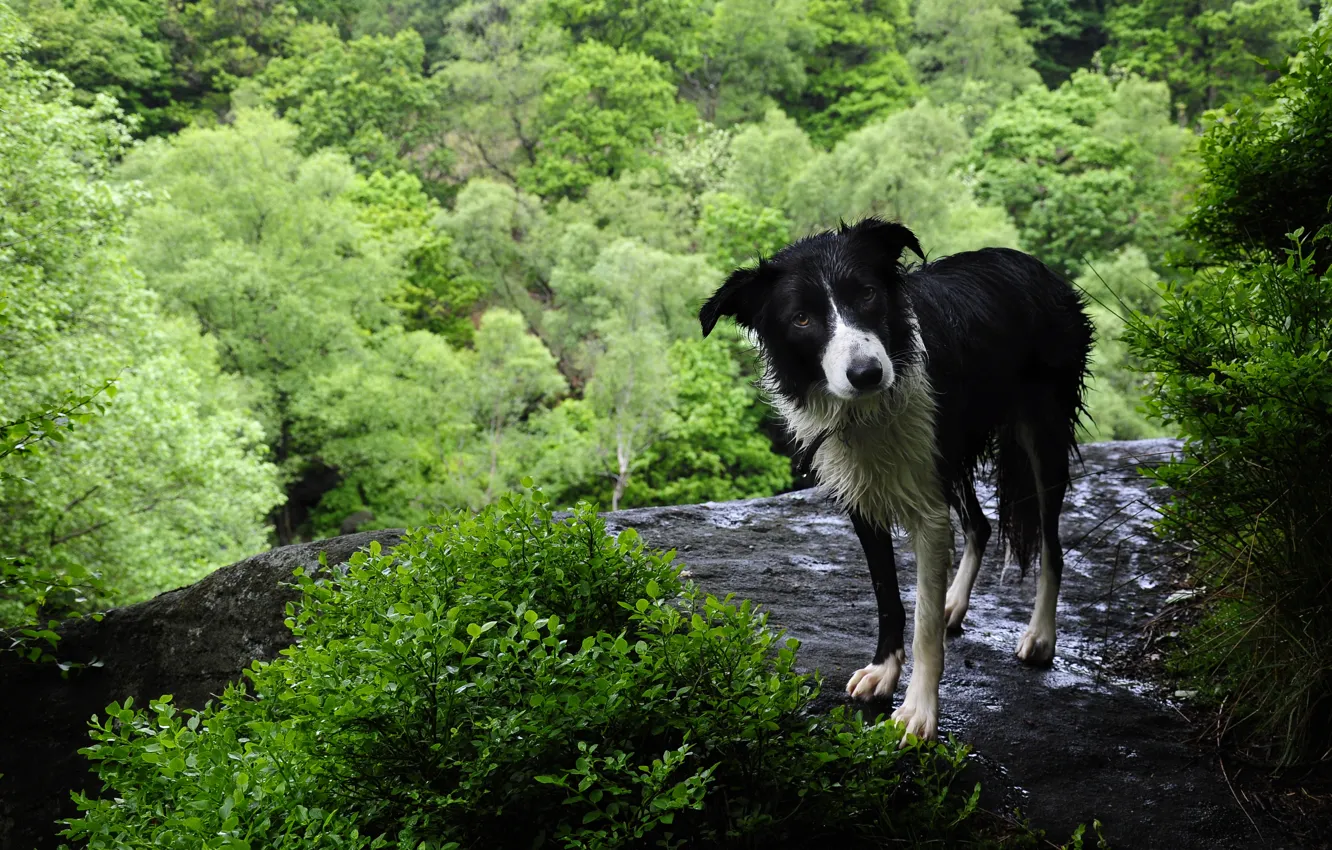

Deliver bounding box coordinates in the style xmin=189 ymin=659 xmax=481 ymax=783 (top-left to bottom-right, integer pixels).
xmin=699 ymin=219 xmax=1093 ymax=741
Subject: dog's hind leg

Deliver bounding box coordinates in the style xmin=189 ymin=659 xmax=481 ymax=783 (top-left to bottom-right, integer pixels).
xmin=1014 ymin=421 xmax=1071 ymax=665
xmin=846 ymin=510 xmax=907 ymax=700
xmin=945 ymin=479 xmax=990 ymax=631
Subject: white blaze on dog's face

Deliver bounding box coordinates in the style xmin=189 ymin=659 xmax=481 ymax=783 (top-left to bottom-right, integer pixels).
xmin=820 ymin=299 xmax=893 ymax=400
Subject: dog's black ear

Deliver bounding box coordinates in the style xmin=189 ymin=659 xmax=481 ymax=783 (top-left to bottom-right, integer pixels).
xmin=700 ymin=264 xmax=767 ymax=337
xmin=842 ymin=217 xmax=925 ymax=264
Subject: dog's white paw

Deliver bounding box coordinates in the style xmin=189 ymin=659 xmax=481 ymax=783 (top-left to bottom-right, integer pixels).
xmin=944 ymin=590 xmax=969 ymax=630
xmin=845 ymin=650 xmax=904 ymax=700
xmin=890 ymin=685 xmax=939 ymax=743
xmin=1015 ymin=625 xmax=1056 ymax=665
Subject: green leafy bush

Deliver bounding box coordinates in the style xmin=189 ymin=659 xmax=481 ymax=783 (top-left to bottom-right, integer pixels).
xmin=1186 ymin=17 xmax=1332 ymax=272
xmin=1124 ymin=18 xmax=1332 ymax=766
xmin=1127 ymin=246 xmax=1332 ymax=764
xmin=63 ymin=489 xmax=995 ymax=849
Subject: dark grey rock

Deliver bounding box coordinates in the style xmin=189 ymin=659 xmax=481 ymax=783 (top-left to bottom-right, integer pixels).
xmin=0 ymin=440 xmax=1277 ymax=849
xmin=606 ymin=438 xmax=1269 ymax=849
xmin=0 ymin=530 xmax=403 ymax=850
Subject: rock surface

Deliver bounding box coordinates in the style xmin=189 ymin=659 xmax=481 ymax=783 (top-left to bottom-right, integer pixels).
xmin=0 ymin=440 xmax=1274 ymax=849
xmin=0 ymin=530 xmax=403 ymax=850
xmin=606 ymin=438 xmax=1265 ymax=849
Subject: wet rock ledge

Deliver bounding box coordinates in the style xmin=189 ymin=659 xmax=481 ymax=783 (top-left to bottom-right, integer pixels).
xmin=1 ymin=439 xmax=1266 ymax=849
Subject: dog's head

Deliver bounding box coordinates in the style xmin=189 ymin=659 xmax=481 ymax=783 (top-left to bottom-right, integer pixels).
xmin=699 ymin=218 xmax=924 ymax=405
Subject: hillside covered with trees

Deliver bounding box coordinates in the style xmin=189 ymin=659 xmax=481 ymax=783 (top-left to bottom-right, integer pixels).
xmin=0 ymin=0 xmax=1320 ymax=619
xmin=6 ymin=0 xmax=1332 ymax=844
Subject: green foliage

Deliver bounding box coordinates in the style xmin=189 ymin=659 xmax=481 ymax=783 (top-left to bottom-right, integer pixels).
xmin=563 ymin=170 xmax=698 ymax=253
xmin=676 ymin=0 xmax=816 ymax=126
xmin=469 ymin=309 xmax=569 ymax=499
xmin=348 ymin=0 xmax=464 ymax=61
xmin=1186 ymin=22 xmax=1332 ymax=271
xmin=296 ymin=327 xmax=474 ymax=536
xmin=541 ymin=0 xmax=701 ymax=60
xmin=788 ymin=101 xmax=1021 ymax=253
xmin=785 ymin=0 xmax=918 ymax=144
xmin=623 ymin=335 xmax=792 ymax=507
xmin=1018 ymin=0 xmax=1106 ymax=86
xmin=348 ymin=170 xmax=486 ymax=345
xmin=12 ymin=0 xmax=174 ymax=130
xmin=542 ymin=0 xmax=818 ymax=128
xmin=909 ymin=0 xmax=1042 ymax=127
xmin=246 ymin=24 xmax=452 ymax=187
xmin=1074 ymin=247 xmax=1170 ymax=440
xmin=1 ymin=7 xmax=281 ymax=626
xmin=301 ymin=308 xmax=565 ymax=536
xmin=720 ymin=109 xmax=814 ymax=212
xmin=522 ymin=40 xmax=691 ymax=199
xmin=585 ymin=323 xmax=678 ymax=510
xmin=698 ymin=192 xmax=793 ymax=270
xmin=539 ymin=229 xmax=722 ymax=508
xmin=970 ymin=69 xmax=1196 ymax=278
xmin=118 ymin=109 xmax=402 ymax=477
xmin=1128 ymin=245 xmax=1332 ymax=764
xmin=1 ymin=380 xmax=114 ymax=661
xmin=543 ymin=232 xmax=715 ymax=369
xmin=1126 ymin=23 xmax=1332 ymax=765
xmin=1102 ymin=0 xmax=1313 ymax=122
xmin=435 ymin=0 xmax=567 ymax=184
xmin=440 ymin=178 xmax=552 ymax=321
xmin=13 ymin=0 xmax=378 ymax=134
xmin=1 ymin=390 xmax=111 ymax=471
xmin=63 ymin=493 xmax=991 ymax=848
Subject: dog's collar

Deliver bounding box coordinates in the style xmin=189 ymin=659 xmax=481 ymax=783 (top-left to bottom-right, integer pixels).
xmin=795 ymin=423 xmax=859 ymax=478
xmin=795 ymin=428 xmax=831 ymax=478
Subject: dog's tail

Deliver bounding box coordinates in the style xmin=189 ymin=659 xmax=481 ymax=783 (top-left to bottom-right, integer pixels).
xmin=995 ymin=427 xmax=1041 ymax=575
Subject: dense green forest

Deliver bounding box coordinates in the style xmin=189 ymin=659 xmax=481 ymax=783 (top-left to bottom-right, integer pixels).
xmin=1 ymin=0 xmax=1322 ymax=623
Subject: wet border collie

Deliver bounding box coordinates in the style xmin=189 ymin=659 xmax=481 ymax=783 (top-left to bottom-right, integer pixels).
xmin=699 ymin=219 xmax=1093 ymax=741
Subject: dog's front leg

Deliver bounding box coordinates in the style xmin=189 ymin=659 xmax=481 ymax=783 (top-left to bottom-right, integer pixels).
xmin=845 ymin=510 xmax=906 ymax=700
xmin=892 ymin=510 xmax=951 ymax=742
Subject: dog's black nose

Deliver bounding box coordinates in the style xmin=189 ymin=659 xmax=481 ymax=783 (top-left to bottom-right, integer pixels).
xmin=847 ymin=360 xmax=883 ymax=390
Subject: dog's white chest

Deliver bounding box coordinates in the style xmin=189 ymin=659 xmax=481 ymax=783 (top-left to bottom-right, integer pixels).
xmin=819 ymin=417 xmax=939 ymax=523
xmin=777 ymin=371 xmax=943 ymax=532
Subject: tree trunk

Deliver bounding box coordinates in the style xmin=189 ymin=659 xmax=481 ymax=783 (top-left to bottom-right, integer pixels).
xmin=612 ymin=424 xmax=631 ymax=511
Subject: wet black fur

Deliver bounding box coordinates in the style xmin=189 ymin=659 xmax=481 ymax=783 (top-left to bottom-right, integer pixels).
xmin=700 ymin=218 xmax=1094 ymax=577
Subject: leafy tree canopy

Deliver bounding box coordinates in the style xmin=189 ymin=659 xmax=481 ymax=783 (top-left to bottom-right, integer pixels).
xmin=1102 ymin=0 xmax=1313 ymax=123
xmin=787 ymin=101 xmax=1021 ymax=253
xmin=348 ymin=170 xmax=486 ymax=345
xmin=909 ymin=0 xmax=1042 ymax=128
xmin=1186 ymin=17 xmax=1332 ymax=270
xmin=116 ymin=108 xmax=413 ymax=539
xmin=971 ymin=69 xmax=1196 ymax=277
xmin=622 ymin=334 xmax=792 ymax=507
xmin=782 ymin=0 xmax=918 ymax=144
xmin=1019 ymin=0 xmax=1107 ymax=86
xmin=520 ymin=40 xmax=693 ymax=199
xmin=244 ymin=23 xmax=452 ymax=187
xmin=1 ymin=8 xmax=280 ymax=623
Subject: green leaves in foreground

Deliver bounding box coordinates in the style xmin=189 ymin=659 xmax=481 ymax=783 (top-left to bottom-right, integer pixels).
xmin=1126 ymin=244 xmax=1332 ymax=764
xmin=63 ymin=490 xmax=986 ymax=849
xmin=1123 ymin=23 xmax=1332 ymax=766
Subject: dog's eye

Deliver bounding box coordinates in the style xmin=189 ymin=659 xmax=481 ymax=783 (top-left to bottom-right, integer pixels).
xmin=860 ymin=285 xmax=876 ymax=303
xmin=792 ymin=312 xmax=810 ymax=328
